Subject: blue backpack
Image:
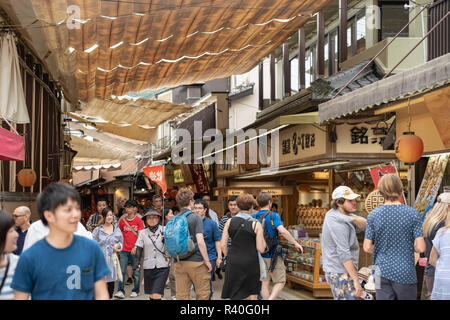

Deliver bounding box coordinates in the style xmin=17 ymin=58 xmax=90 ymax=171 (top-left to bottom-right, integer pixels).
xmin=164 ymin=210 xmax=198 ymax=260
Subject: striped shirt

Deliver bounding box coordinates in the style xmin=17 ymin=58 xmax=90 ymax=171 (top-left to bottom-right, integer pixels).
xmin=219 ymin=214 xmax=232 ymax=248
xmin=0 ymin=254 xmax=19 ymax=300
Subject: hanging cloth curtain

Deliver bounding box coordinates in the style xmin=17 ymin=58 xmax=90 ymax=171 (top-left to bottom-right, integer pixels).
xmin=0 ymin=33 xmax=30 ymax=124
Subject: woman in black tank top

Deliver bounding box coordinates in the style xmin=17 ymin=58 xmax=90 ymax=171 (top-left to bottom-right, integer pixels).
xmin=220 ymin=194 xmax=266 ymax=300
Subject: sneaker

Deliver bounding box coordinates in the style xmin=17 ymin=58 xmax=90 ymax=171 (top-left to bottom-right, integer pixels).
xmin=171 ymin=296 xmax=177 ymax=300
xmin=130 ymin=292 xmax=138 ymax=298
xmin=114 ymin=291 xmax=125 ymax=299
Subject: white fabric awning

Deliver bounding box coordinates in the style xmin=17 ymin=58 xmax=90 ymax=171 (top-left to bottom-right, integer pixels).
xmin=0 ymin=33 xmax=29 ymax=123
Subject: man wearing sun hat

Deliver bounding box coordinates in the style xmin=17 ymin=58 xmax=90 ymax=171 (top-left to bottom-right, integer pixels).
xmin=321 ymin=186 xmax=367 ymax=300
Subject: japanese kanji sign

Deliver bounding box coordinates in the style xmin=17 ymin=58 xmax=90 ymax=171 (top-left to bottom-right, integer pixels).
xmin=189 ymin=164 xmax=210 ymax=194
xmin=143 ymin=165 xmax=167 ymax=193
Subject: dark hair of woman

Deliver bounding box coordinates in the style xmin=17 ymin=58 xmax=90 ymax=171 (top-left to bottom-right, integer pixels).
xmin=0 ymin=210 xmax=15 ymax=258
xmin=101 ymin=207 xmax=114 ymax=220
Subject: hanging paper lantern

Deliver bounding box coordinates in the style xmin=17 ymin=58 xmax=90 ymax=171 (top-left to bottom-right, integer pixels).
xmin=97 ymin=188 xmax=105 ymax=196
xmin=394 ymin=132 xmax=424 ymax=164
xmin=17 ymin=168 xmax=37 ymax=187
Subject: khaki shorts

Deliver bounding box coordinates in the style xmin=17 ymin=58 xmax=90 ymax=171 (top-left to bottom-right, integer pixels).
xmin=263 ymin=257 xmax=286 ymax=284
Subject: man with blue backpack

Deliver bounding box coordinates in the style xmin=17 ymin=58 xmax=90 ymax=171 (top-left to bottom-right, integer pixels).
xmin=254 ymin=192 xmax=303 ymax=300
xmin=164 ymin=188 xmax=212 ymax=300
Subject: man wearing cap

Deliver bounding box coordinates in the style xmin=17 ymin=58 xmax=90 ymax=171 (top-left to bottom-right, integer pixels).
xmin=321 ymin=186 xmax=367 ymax=300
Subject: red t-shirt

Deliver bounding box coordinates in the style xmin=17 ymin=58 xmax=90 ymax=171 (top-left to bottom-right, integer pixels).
xmin=119 ymin=216 xmax=145 ymax=252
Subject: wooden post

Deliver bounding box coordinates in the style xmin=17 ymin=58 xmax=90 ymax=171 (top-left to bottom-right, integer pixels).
xmin=328 ymin=168 xmax=335 ymax=205
xmin=351 ymin=20 xmax=357 ymax=57
xmin=317 ymin=11 xmax=325 ymax=78
xmin=258 ymin=62 xmax=264 ymax=110
xmin=339 ymin=0 xmax=348 ymax=66
xmin=270 ymin=54 xmax=276 ymax=102
xmin=328 ymin=34 xmax=335 ymax=76
xmin=298 ymin=28 xmax=306 ymax=90
xmin=283 ymin=42 xmax=291 ymax=98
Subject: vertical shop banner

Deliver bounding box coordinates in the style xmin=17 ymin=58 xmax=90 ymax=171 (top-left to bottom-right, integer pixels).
xmin=369 ymin=164 xmax=405 ymax=203
xmin=143 ymin=166 xmax=167 ymax=193
xmin=415 ymin=154 xmax=449 ymax=220
xmin=189 ymin=164 xmax=209 ymax=194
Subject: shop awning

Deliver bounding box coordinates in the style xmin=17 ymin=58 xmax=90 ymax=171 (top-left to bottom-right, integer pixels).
xmin=3 ymin=0 xmax=333 ymax=103
xmin=70 ymin=135 xmax=134 ymax=163
xmin=77 ymin=97 xmax=192 ymax=127
xmin=318 ymin=53 xmax=450 ymax=124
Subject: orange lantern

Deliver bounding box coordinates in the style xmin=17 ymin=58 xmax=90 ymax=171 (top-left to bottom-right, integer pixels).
xmin=97 ymin=188 xmax=105 ymax=196
xmin=394 ymin=132 xmax=424 ymax=164
xmin=17 ymin=168 xmax=37 ymax=187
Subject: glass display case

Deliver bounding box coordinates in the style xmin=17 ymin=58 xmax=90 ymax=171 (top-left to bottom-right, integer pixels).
xmin=280 ymin=238 xmax=332 ymax=298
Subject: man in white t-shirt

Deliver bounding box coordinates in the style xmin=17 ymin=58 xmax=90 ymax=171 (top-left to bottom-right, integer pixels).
xmin=201 ymin=194 xmax=219 ymax=225
xmin=22 ymin=219 xmax=92 ymax=252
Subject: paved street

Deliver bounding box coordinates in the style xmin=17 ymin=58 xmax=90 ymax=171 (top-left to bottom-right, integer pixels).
xmin=113 ymin=274 xmax=317 ymax=300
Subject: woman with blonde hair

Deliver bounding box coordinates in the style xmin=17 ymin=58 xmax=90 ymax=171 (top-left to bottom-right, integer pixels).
xmin=428 ymin=193 xmax=450 ymax=300
xmin=422 ymin=193 xmax=450 ymax=298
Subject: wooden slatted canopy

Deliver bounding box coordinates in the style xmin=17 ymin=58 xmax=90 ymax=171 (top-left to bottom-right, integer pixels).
xmin=28 ymin=0 xmax=332 ymax=102
xmin=78 ymin=97 xmax=192 ymax=126
xmin=70 ymin=135 xmax=134 ymax=162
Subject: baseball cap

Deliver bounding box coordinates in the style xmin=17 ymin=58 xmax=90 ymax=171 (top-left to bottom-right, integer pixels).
xmin=437 ymin=192 xmax=450 ymax=204
xmin=332 ymin=186 xmax=360 ymax=200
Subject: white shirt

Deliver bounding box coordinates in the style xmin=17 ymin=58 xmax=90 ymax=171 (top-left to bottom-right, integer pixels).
xmin=0 ymin=254 xmax=19 ymax=300
xmin=22 ymin=220 xmax=93 ymax=252
xmin=209 ymin=209 xmax=219 ymax=225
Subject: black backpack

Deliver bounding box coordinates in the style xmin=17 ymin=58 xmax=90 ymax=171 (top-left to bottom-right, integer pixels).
xmin=257 ymin=211 xmax=278 ymax=255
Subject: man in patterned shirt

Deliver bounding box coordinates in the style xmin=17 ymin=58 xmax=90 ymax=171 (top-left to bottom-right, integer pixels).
xmin=364 ymin=174 xmax=426 ymax=300
xmin=86 ymin=197 xmax=108 ymax=232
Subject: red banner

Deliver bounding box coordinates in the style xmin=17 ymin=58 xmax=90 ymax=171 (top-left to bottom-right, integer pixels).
xmin=189 ymin=164 xmax=209 ymax=194
xmin=0 ymin=127 xmax=24 ymax=161
xmin=143 ymin=165 xmax=167 ymax=193
xmin=369 ymin=165 xmax=405 ymax=203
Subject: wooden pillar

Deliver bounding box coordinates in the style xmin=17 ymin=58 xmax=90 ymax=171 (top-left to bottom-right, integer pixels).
xmin=328 ymin=168 xmax=335 ymax=204
xmin=283 ymin=42 xmax=291 ymax=98
xmin=258 ymin=62 xmax=264 ymax=110
xmin=351 ymin=20 xmax=357 ymax=57
xmin=298 ymin=28 xmax=306 ymax=90
xmin=328 ymin=34 xmax=335 ymax=76
xmin=339 ymin=0 xmax=348 ymax=66
xmin=270 ymin=54 xmax=276 ymax=102
xmin=317 ymin=11 xmax=325 ymax=78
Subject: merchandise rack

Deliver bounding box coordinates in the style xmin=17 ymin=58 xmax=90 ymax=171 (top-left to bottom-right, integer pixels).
xmin=280 ymin=240 xmax=332 ymax=298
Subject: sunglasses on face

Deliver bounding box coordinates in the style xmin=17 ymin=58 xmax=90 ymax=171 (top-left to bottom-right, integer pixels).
xmin=13 ymin=214 xmax=26 ymax=218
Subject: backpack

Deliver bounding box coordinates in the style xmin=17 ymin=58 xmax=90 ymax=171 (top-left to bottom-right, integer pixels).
xmin=164 ymin=210 xmax=198 ymax=261
xmin=257 ymin=211 xmax=278 ymax=255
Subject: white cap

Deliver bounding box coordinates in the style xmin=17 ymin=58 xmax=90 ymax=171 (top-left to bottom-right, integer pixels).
xmin=332 ymin=186 xmax=360 ymax=200
xmin=437 ymin=192 xmax=450 ymax=204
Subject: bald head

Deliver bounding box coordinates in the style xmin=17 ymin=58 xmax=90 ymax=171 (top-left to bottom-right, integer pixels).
xmin=15 ymin=206 xmax=31 ymax=217
xmin=14 ymin=206 xmax=31 ymax=228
